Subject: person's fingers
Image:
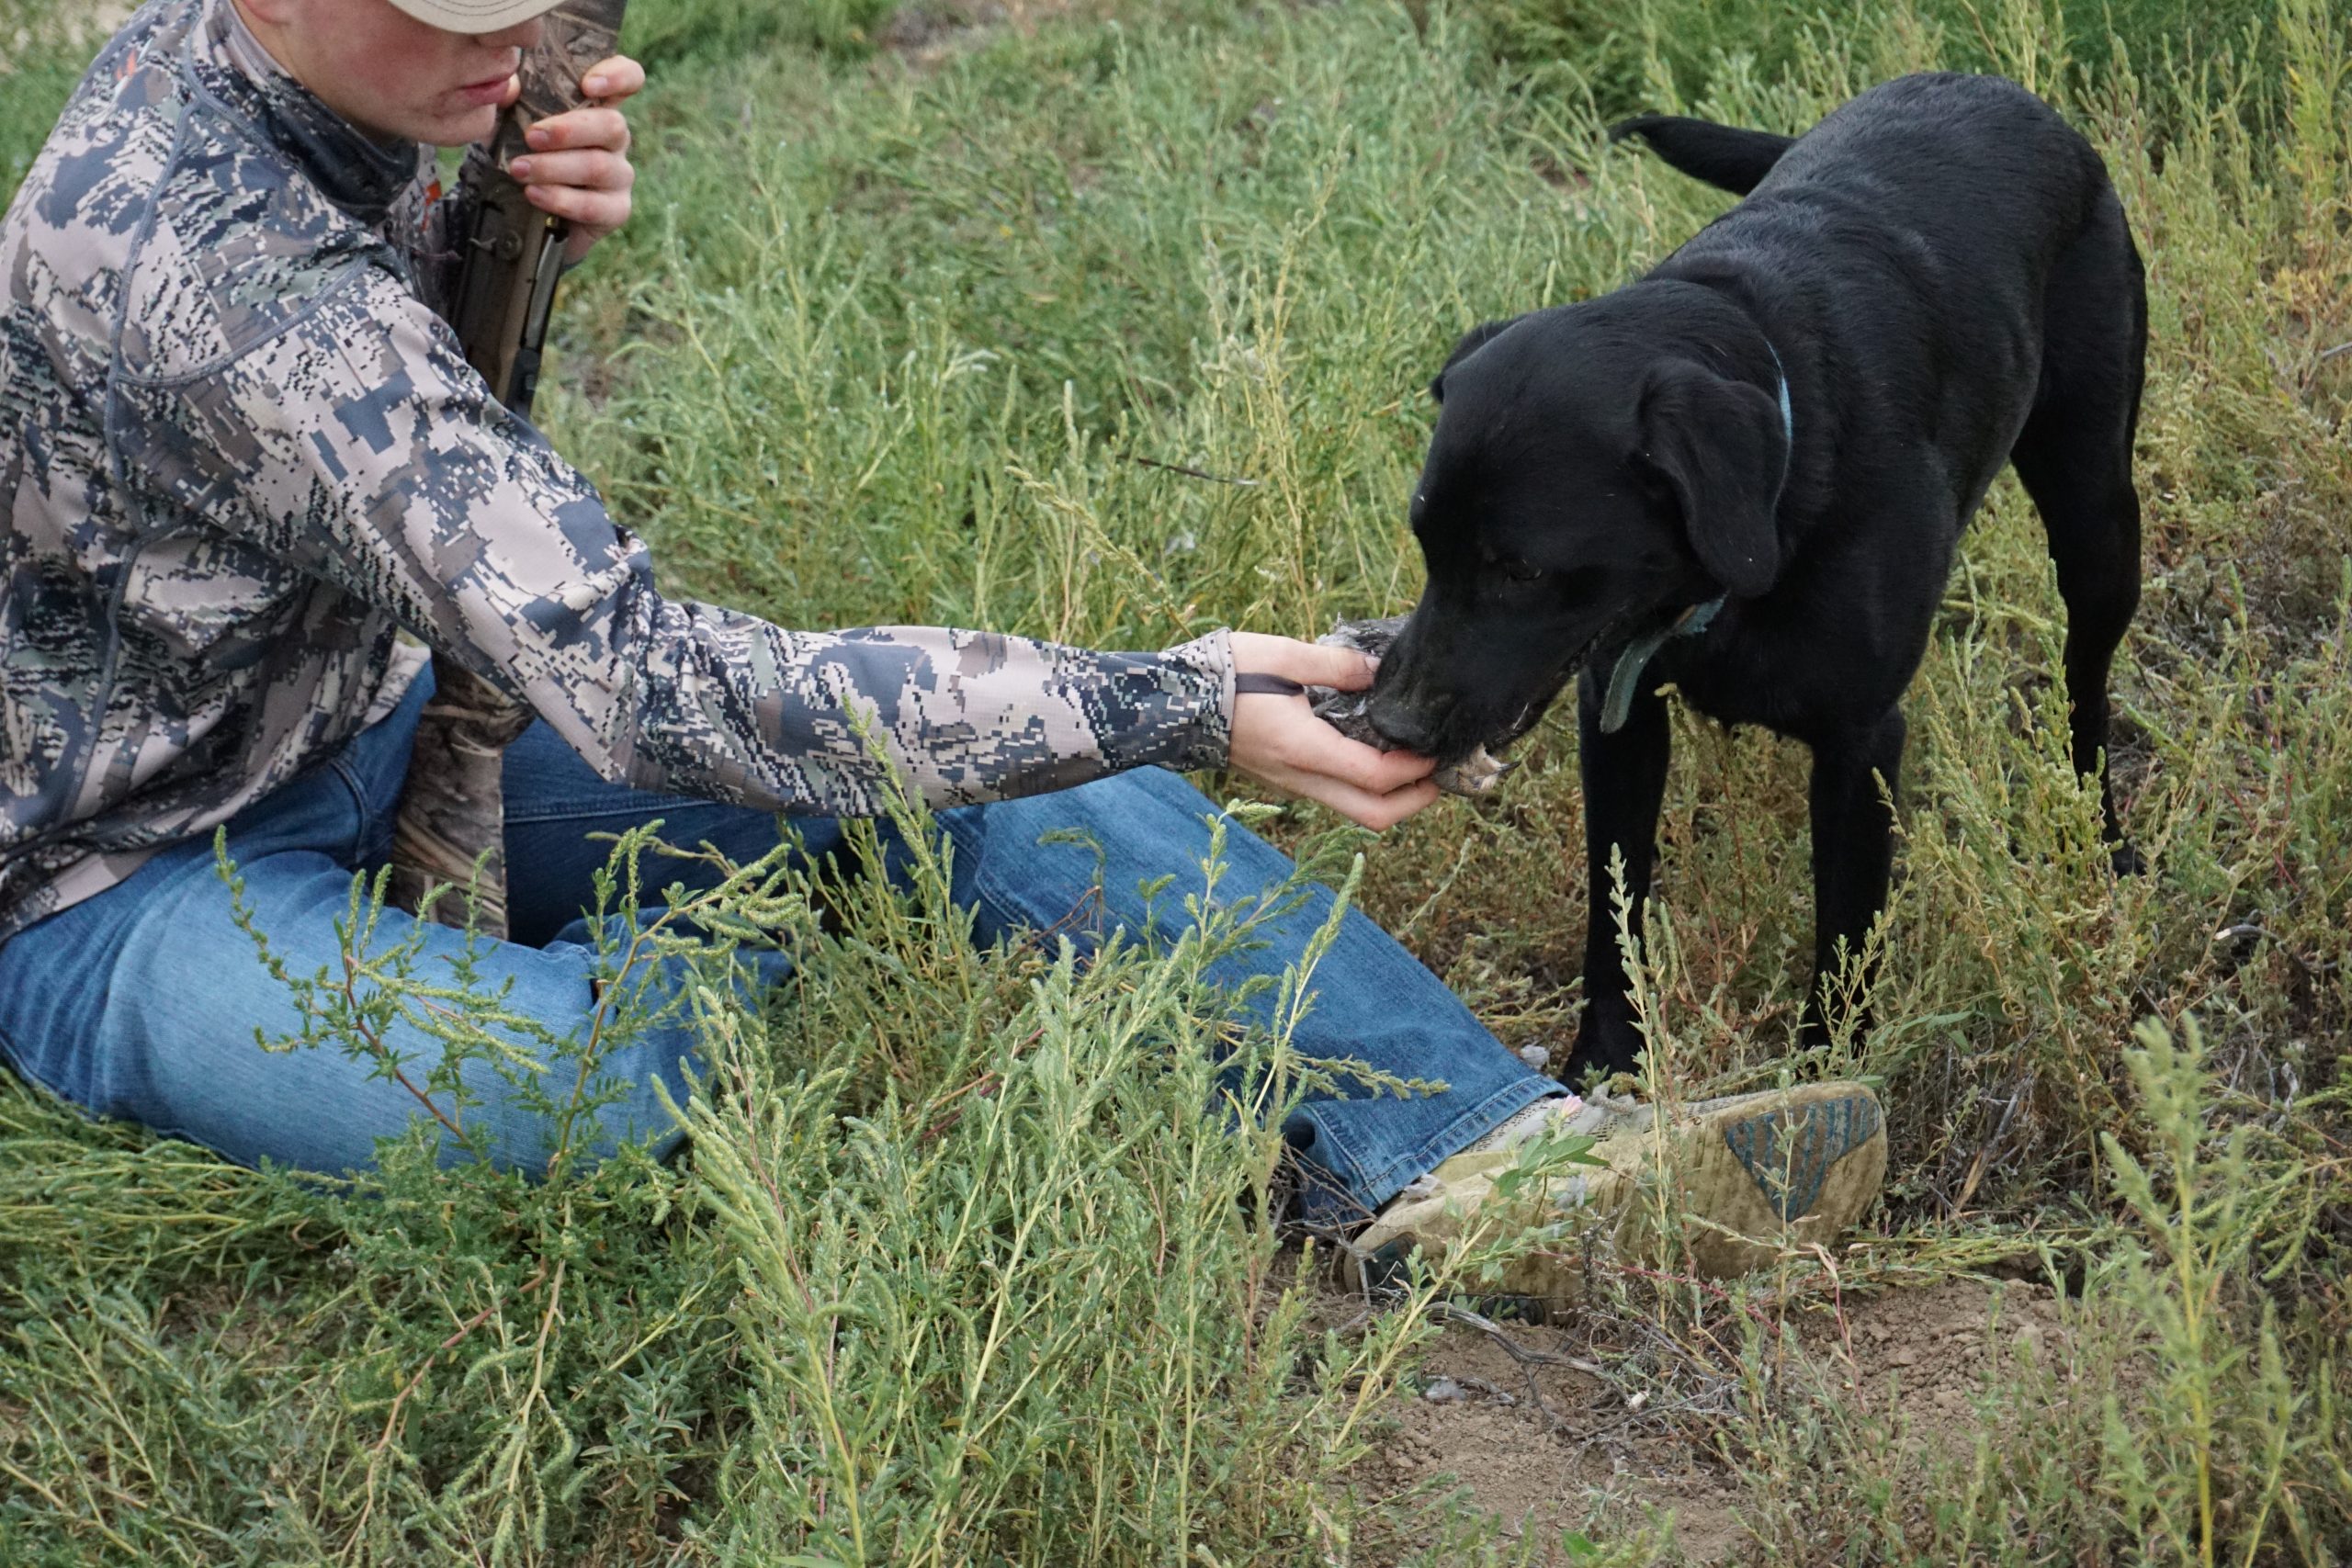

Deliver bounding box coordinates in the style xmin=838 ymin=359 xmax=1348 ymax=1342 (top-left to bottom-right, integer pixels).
xmin=498 ymin=73 xmax=522 ymax=108
xmin=1233 ymin=732 xmax=1442 ymax=829
xmin=525 ymin=106 xmax=631 ymax=156
xmin=1227 ymin=630 xmax=1382 ymax=693
xmin=509 ymin=107 xmax=635 ymax=251
xmin=578 ymin=54 xmax=646 ymax=103
xmin=1234 ymin=691 xmax=1431 ymax=783
xmin=1269 ymin=714 xmax=1436 ymax=794
xmin=521 ymin=177 xmax=631 ymax=234
xmin=1286 ymin=639 xmax=1382 ymax=692
xmin=1230 ymin=690 xmax=1434 ymax=790
xmin=507 ymin=149 xmax=634 ymax=193
xmin=1229 ymin=696 xmax=1442 ymax=830
xmin=1363 ymin=777 xmax=1442 ymax=829
xmin=1283 ymin=773 xmax=1441 ymax=830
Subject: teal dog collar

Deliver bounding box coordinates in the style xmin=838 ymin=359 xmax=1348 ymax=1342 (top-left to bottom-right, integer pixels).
xmin=1599 ymin=348 xmax=1793 ymax=734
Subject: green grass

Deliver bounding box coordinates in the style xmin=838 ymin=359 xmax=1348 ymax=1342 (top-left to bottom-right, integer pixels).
xmin=4 ymin=0 xmax=2350 ymax=1562
xmin=1 ymin=2 xmax=106 ymax=197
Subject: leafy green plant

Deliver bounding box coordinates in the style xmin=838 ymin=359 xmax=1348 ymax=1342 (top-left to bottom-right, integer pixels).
xmin=2098 ymin=1016 xmax=2343 ymax=1563
xmin=622 ymin=0 xmax=902 ymax=70
xmin=4 ymin=0 xmax=2349 ymax=1560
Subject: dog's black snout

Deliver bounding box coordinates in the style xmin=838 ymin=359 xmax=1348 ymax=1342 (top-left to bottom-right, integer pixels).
xmin=1364 ymin=688 xmax=1442 ymax=756
xmin=1362 ymin=616 xmax=1452 ymax=754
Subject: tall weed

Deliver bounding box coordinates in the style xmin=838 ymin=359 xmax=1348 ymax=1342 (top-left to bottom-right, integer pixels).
xmin=2 ymin=0 xmax=2348 ymax=1559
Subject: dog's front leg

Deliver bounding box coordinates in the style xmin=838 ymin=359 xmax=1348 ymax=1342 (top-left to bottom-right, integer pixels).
xmin=1801 ymin=707 xmax=1907 ymax=1046
xmin=1567 ymin=668 xmax=1673 ymax=1083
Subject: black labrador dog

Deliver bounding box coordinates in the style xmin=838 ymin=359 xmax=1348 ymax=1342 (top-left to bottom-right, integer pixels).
xmin=1365 ymin=73 xmax=2145 ymax=1080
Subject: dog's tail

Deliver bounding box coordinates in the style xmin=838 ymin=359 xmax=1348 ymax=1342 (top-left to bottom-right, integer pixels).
xmin=1608 ymin=113 xmax=1794 ymax=196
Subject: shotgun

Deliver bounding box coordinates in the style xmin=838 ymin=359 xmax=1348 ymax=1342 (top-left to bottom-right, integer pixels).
xmin=386 ymin=0 xmax=630 ymax=938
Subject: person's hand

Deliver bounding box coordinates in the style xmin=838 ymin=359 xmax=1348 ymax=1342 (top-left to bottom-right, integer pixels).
xmin=1226 ymin=631 xmax=1440 ymax=830
xmin=502 ymin=54 xmax=645 ymax=265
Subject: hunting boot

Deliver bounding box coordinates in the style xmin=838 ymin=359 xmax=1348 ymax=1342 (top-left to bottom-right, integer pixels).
xmin=1340 ymin=1081 xmax=1887 ymax=1315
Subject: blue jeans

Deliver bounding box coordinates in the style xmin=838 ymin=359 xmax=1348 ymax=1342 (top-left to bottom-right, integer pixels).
xmin=0 ymin=669 xmax=1554 ymax=1221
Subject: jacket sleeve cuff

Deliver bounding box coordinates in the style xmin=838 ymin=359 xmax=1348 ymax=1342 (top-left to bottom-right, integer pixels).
xmin=1159 ymin=627 xmax=1237 ymax=773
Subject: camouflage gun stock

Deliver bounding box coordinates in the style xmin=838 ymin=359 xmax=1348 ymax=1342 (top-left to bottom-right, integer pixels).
xmin=386 ymin=0 xmax=629 ymax=938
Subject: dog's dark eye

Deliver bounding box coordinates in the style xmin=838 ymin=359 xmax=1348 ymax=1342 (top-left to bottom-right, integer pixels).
xmin=1498 ymin=558 xmax=1544 ymax=583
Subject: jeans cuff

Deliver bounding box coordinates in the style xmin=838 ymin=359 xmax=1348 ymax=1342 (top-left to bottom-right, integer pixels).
xmin=1287 ymin=1069 xmax=1562 ymax=1229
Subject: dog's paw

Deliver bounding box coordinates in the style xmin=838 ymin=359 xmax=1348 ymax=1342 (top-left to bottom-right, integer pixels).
xmin=1563 ymin=1012 xmax=1646 ymax=1084
xmin=2109 ymin=840 xmax=2147 ymax=877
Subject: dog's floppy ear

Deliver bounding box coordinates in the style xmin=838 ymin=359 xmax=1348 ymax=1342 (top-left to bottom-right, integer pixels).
xmin=1635 ymin=360 xmax=1787 ymax=598
xmin=1429 ymin=314 xmax=1529 ymax=403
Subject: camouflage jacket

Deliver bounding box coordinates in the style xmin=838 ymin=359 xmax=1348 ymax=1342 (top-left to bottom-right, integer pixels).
xmin=0 ymin=0 xmax=1235 ymax=943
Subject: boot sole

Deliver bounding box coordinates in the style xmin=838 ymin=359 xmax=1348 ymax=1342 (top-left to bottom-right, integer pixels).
xmin=1340 ymin=1082 xmax=1888 ymax=1313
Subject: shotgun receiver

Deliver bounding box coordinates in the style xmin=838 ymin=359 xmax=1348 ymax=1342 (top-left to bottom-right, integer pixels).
xmin=386 ymin=0 xmax=629 ymax=937
xmin=445 ymin=0 xmax=631 ymax=416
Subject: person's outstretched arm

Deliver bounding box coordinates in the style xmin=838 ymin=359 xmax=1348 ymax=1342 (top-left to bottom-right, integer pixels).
xmin=123 ymin=267 xmax=1434 ymax=826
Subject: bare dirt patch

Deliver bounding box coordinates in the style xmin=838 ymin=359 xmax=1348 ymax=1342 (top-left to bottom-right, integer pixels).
xmin=1341 ymin=1276 xmax=2080 ymax=1564
xmin=1355 ymin=1325 xmax=1741 ymax=1562
xmin=1786 ymin=1275 xmax=2076 ymax=1458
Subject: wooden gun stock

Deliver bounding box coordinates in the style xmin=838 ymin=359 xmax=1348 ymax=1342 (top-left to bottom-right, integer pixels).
xmin=386 ymin=0 xmax=629 ymax=938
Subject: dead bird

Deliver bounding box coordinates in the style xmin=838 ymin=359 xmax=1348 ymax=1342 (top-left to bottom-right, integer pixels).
xmin=1306 ymin=616 xmax=1516 ymax=798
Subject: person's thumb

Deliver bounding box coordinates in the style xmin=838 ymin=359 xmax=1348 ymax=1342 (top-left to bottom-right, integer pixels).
xmin=1231 ymin=632 xmax=1381 ymax=693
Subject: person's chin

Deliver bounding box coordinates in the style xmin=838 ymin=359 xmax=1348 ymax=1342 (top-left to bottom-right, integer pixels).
xmin=419 ymin=103 xmax=502 ymax=149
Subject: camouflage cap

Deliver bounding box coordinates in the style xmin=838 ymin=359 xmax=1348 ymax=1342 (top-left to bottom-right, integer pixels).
xmin=385 ymin=0 xmax=570 ymax=32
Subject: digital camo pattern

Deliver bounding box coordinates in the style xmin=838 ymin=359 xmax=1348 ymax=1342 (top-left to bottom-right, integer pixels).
xmin=384 ymin=660 xmax=537 ymax=933
xmin=394 ymin=0 xmax=627 ymax=938
xmin=0 ymin=0 xmax=1234 ymax=943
